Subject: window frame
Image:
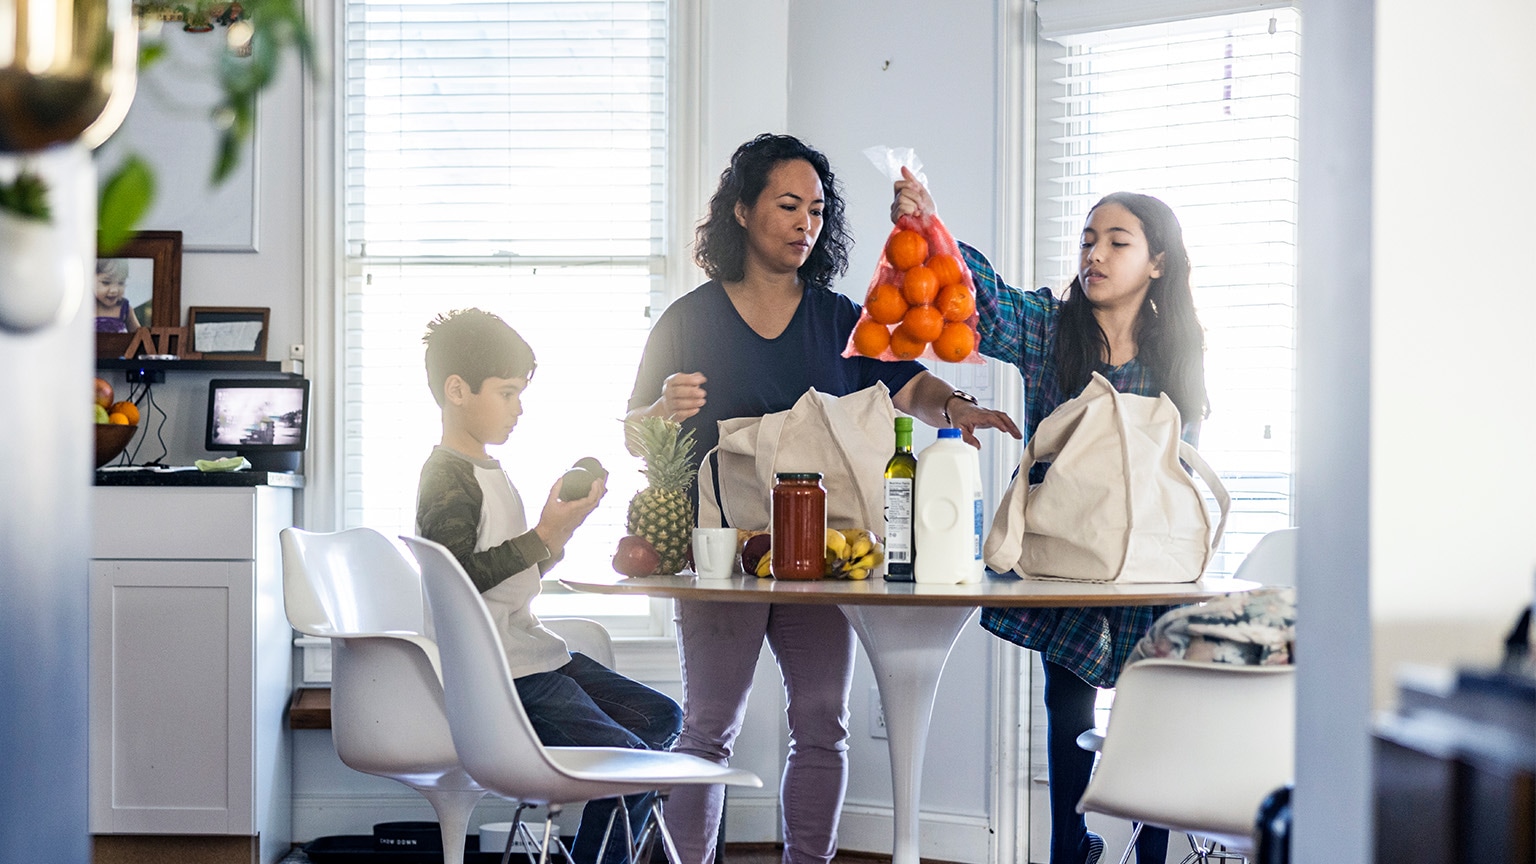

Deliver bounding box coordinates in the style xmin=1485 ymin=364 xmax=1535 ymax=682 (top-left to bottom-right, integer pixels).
xmin=304 ymin=0 xmax=703 ymax=639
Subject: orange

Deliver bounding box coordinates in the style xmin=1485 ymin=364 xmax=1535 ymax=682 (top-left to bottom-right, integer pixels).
xmin=933 ymin=321 xmax=977 ymax=362
xmin=885 ymin=229 xmax=928 ymax=271
xmin=935 ymin=283 xmax=975 ymax=322
xmin=852 ymin=319 xmax=891 ymax=358
xmin=109 ymin=400 xmax=140 ymax=425
xmin=927 ymin=252 xmax=964 ymax=286
xmin=901 ymin=304 xmax=944 ymax=343
xmin=108 ymin=412 xmax=130 ymax=425
xmin=865 ymin=282 xmax=908 ymax=325
xmin=901 ymin=265 xmax=939 ymax=305
xmin=888 ymin=324 xmax=927 ymax=360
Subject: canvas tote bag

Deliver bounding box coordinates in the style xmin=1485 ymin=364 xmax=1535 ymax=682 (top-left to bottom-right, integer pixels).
xmin=983 ymin=372 xmax=1231 ymax=583
xmin=698 ymin=383 xmax=894 ymax=532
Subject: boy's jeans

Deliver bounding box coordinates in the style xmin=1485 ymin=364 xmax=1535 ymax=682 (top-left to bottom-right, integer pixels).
xmin=516 ymin=652 xmax=683 ymax=864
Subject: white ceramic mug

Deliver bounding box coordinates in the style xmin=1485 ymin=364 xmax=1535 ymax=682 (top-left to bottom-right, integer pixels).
xmin=692 ymin=527 xmax=739 ymax=579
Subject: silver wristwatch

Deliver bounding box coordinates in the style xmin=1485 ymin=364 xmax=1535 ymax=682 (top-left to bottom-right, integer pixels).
xmin=942 ymin=390 xmax=979 ymax=425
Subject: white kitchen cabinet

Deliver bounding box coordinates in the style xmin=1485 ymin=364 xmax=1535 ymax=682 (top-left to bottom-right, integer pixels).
xmin=89 ymin=483 xmax=294 ymax=864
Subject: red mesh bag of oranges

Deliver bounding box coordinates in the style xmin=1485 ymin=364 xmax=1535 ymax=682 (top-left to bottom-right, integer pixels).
xmin=843 ymin=150 xmax=982 ymax=365
xmin=844 ymin=213 xmax=982 ymax=364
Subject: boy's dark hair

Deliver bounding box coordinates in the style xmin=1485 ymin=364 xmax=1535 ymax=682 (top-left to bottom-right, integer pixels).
xmin=422 ymin=308 xmax=537 ymax=407
xmin=694 ymin=133 xmax=851 ymax=291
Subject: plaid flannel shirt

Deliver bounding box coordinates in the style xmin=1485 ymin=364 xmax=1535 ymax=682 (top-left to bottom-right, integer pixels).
xmin=961 ymin=242 xmax=1180 ymax=688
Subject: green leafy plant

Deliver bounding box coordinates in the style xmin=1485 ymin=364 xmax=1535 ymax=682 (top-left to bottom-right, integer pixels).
xmin=0 ymin=171 xmax=52 ymax=222
xmin=0 ymin=1 xmax=313 ymax=252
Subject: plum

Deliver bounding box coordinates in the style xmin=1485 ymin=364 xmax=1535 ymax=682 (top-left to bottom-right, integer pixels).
xmin=740 ymin=532 xmax=771 ymax=575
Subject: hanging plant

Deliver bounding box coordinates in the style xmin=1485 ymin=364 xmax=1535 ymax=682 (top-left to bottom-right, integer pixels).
xmin=0 ymin=0 xmax=313 ymax=252
xmin=0 ymin=171 xmax=52 ymax=223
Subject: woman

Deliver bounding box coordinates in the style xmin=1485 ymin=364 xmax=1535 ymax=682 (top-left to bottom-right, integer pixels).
xmin=626 ymin=134 xmax=1019 ymax=864
xmin=894 ymin=169 xmax=1207 ymax=864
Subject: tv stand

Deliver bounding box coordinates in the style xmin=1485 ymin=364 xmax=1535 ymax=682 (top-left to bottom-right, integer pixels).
xmin=237 ymin=450 xmax=301 ymax=473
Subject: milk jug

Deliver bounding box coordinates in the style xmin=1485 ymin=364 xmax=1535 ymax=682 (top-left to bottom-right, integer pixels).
xmin=914 ymin=428 xmax=985 ymax=583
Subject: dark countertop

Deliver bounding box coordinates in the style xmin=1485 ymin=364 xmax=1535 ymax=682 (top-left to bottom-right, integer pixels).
xmin=94 ymin=469 xmax=305 ymax=488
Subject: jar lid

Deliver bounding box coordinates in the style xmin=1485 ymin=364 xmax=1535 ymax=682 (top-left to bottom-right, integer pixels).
xmin=775 ymin=471 xmax=823 ymax=481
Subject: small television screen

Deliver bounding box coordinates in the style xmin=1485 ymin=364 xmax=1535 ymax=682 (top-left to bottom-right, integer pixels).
xmin=205 ymin=378 xmax=310 ymax=471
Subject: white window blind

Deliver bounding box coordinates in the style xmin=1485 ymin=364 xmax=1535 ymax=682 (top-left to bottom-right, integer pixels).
xmin=342 ymin=0 xmax=669 ymax=632
xmin=1035 ymin=8 xmax=1301 ymax=574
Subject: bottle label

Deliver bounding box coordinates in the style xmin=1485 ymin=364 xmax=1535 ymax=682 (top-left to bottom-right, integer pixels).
xmin=884 ymin=478 xmax=914 ymax=563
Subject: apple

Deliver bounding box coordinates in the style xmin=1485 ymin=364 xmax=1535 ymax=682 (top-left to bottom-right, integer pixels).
xmin=94 ymin=404 xmax=110 ymax=425
xmin=94 ymin=377 xmax=113 ymax=409
xmin=612 ymin=534 xmax=661 ymax=577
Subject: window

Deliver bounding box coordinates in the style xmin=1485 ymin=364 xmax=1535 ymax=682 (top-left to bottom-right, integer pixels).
xmin=341 ymin=0 xmax=673 ymax=633
xmin=1034 ymin=6 xmax=1302 ymax=574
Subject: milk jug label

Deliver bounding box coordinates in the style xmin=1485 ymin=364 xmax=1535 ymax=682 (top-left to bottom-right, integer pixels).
xmin=973 ymin=497 xmax=984 ymax=559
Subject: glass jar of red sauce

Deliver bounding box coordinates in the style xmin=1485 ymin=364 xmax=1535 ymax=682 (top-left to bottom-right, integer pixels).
xmin=771 ymin=472 xmax=826 ymax=580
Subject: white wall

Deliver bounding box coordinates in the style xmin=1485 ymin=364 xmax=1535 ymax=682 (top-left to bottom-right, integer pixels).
xmin=92 ymin=47 xmax=307 ymax=466
xmin=1296 ymin=0 xmax=1536 ymax=860
xmin=1368 ymin=0 xmax=1536 ymax=697
xmin=783 ymin=0 xmax=1005 ymax=859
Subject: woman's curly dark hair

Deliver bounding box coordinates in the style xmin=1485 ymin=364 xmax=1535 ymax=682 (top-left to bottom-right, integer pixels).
xmin=693 ymin=133 xmax=851 ymax=290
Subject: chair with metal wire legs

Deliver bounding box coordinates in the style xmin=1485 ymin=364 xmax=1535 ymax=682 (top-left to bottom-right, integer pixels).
xmin=403 ymin=534 xmax=762 ymax=864
xmin=1074 ymin=528 xmax=1299 ymax=864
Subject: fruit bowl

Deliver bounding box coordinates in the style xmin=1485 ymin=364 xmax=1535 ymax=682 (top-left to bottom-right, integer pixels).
xmin=95 ymin=423 xmax=138 ymax=468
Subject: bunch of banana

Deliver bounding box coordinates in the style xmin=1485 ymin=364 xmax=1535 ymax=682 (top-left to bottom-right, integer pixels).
xmin=745 ymin=528 xmax=885 ymax=579
xmin=824 ymin=528 xmax=884 ymax=580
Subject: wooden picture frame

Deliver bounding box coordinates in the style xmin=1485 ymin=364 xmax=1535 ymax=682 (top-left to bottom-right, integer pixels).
xmin=95 ymin=230 xmax=182 ymax=359
xmin=183 ymin=306 xmax=270 ymax=361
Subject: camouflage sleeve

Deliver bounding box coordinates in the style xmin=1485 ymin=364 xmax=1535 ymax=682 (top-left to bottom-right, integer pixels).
xmin=415 ymin=453 xmax=550 ymax=594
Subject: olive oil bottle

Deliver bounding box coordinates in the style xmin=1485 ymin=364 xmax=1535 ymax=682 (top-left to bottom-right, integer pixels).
xmin=883 ymin=416 xmax=917 ymax=580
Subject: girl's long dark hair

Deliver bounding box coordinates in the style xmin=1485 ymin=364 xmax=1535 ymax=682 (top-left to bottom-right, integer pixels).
xmin=1055 ymin=192 xmax=1209 ymax=420
xmin=693 ymin=133 xmax=851 ymax=290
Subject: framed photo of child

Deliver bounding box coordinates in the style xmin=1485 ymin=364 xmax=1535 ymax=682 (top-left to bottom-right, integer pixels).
xmin=95 ymin=230 xmax=182 ymax=359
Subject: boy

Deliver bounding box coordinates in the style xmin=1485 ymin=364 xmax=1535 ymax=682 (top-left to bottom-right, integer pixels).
xmin=415 ymin=308 xmax=682 ymax=864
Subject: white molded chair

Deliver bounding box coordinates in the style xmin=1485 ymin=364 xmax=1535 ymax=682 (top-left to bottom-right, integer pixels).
xmin=281 ymin=526 xmax=486 ymax=864
xmin=544 ymin=616 xmax=615 ymax=669
xmin=281 ymin=527 xmax=622 ymax=864
xmin=1230 ymin=527 xmax=1297 ymax=589
xmin=1076 ymin=660 xmax=1295 ymax=861
xmin=1075 ymin=527 xmax=1299 ymax=863
xmin=401 ymin=534 xmax=763 ymax=864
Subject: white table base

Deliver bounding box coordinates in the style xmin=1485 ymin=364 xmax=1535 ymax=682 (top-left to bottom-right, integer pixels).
xmin=841 ymin=604 xmax=979 ymax=864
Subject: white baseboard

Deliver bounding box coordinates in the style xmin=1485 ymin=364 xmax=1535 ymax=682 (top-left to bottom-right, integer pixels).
xmin=293 ymin=792 xmax=993 ymax=863
xmin=719 ymin=793 xmax=780 ymax=844
xmin=835 ymin=803 xmax=991 ymax=864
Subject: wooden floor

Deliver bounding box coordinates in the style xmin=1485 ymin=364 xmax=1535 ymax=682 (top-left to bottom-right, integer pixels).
xmin=717 ymin=845 xmax=897 ymax=864
xmin=281 ymin=843 xmax=905 ymax=864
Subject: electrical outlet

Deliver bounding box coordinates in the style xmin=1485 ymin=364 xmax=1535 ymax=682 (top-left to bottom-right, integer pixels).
xmin=289 ymin=343 xmax=305 ymax=361
xmin=868 ymin=686 xmax=887 ymax=739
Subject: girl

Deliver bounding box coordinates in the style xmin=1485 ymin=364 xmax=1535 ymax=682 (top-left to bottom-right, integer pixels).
xmin=94 ymin=259 xmax=141 ymax=333
xmin=894 ymin=170 xmax=1208 ymax=864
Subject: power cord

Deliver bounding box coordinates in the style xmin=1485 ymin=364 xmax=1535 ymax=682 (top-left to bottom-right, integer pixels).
xmin=123 ymin=380 xmax=171 ymax=468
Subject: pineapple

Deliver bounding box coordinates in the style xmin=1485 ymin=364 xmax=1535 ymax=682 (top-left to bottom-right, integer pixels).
xmin=624 ymin=416 xmax=699 ymax=575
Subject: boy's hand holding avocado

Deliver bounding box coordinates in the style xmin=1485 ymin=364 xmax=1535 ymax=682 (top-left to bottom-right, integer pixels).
xmin=533 ymin=474 xmax=606 ymax=556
